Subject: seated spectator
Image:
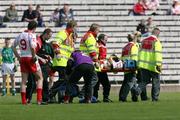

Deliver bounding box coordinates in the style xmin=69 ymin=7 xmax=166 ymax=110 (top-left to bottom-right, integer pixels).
xmin=136 ymin=19 xmax=147 ymax=35
xmin=146 ymin=17 xmax=156 ymax=33
xmin=59 ymin=3 xmax=74 ymax=27
xmin=0 ymin=15 xmax=6 ymax=28
xmin=144 ymin=17 xmax=157 ymax=37
xmin=133 ymin=0 xmax=147 ymax=15
xmin=170 ymin=0 xmax=180 ymax=15
xmin=147 ymin=0 xmax=160 ymax=11
xmin=21 ymin=4 xmax=37 ymax=22
xmin=3 ymin=3 xmax=18 ymax=22
xmin=35 ymin=5 xmax=45 ymax=27
xmin=49 ymin=8 xmax=60 ymax=27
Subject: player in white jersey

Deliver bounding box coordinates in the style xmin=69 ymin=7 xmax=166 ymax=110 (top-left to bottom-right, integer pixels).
xmin=12 ymin=21 xmax=43 ymax=105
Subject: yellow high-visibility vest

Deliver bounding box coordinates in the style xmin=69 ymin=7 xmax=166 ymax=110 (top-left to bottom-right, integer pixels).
xmin=121 ymin=42 xmax=139 ymax=61
xmin=80 ymin=32 xmax=98 ymax=59
xmin=138 ymin=35 xmax=162 ymax=73
xmin=121 ymin=42 xmax=139 ymax=74
xmin=80 ymin=32 xmax=99 ymax=71
xmin=52 ymin=30 xmax=74 ymax=67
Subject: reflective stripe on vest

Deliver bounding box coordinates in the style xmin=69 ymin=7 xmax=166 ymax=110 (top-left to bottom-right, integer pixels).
xmin=53 ymin=30 xmax=74 ymax=67
xmin=138 ymin=35 xmax=162 ymax=73
xmin=80 ymin=33 xmax=98 ymax=56
xmin=122 ymin=42 xmax=137 ymax=61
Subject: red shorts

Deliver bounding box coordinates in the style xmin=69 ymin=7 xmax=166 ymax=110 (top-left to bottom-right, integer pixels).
xmin=20 ymin=57 xmax=40 ymax=73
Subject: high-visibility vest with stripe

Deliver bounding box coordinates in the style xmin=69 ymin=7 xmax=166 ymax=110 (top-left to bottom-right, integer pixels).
xmin=80 ymin=32 xmax=99 ymax=71
xmin=121 ymin=42 xmax=139 ymax=73
xmin=79 ymin=32 xmax=98 ymax=58
xmin=52 ymin=30 xmax=74 ymax=67
xmin=121 ymin=42 xmax=139 ymax=61
xmin=138 ymin=35 xmax=162 ymax=73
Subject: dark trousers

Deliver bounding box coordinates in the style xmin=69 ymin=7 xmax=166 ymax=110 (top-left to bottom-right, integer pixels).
xmin=26 ymin=65 xmax=51 ymax=102
xmin=41 ymin=65 xmax=51 ymax=102
xmin=52 ymin=66 xmax=66 ymax=81
xmin=49 ymin=66 xmax=66 ymax=102
xmin=79 ymin=70 xmax=98 ymax=98
xmin=93 ymin=72 xmax=111 ymax=99
xmin=119 ymin=72 xmax=137 ymax=101
xmin=138 ymin=68 xmax=160 ymax=101
xmin=137 ymin=70 xmax=149 ymax=100
xmin=26 ymin=74 xmax=36 ymax=101
xmin=68 ymin=64 xmax=94 ymax=99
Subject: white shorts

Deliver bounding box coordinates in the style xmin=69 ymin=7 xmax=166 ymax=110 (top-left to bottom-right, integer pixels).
xmin=1 ymin=63 xmax=15 ymax=75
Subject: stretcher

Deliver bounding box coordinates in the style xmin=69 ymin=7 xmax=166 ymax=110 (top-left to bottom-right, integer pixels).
xmin=101 ymin=68 xmax=136 ymax=72
xmin=100 ymin=59 xmax=137 ymax=73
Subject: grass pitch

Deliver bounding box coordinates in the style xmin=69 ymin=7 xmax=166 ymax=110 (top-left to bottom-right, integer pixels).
xmin=0 ymin=92 xmax=180 ymax=120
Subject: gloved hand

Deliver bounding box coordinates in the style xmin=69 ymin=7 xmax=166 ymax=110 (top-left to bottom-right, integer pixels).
xmin=94 ymin=62 xmax=100 ymax=69
xmin=156 ymin=65 xmax=162 ymax=73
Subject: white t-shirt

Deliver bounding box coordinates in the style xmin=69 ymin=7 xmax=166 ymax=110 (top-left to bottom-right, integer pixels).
xmin=13 ymin=30 xmax=37 ymax=57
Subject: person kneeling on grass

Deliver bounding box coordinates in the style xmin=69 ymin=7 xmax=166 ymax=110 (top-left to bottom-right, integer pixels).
xmin=64 ymin=50 xmax=95 ymax=103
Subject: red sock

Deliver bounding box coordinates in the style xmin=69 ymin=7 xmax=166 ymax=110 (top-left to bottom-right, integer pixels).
xmin=21 ymin=92 xmax=26 ymax=104
xmin=64 ymin=95 xmax=70 ymax=101
xmin=37 ymin=88 xmax=42 ymax=103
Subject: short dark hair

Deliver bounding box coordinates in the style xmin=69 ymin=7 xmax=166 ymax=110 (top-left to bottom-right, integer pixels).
xmin=152 ymin=27 xmax=160 ymax=35
xmin=5 ymin=38 xmax=11 ymax=41
xmin=98 ymin=34 xmax=105 ymax=41
xmin=127 ymin=34 xmax=133 ymax=42
xmin=66 ymin=20 xmax=77 ymax=29
xmin=89 ymin=23 xmax=100 ymax=32
xmin=43 ymin=28 xmax=52 ymax=35
xmin=28 ymin=21 xmax=37 ymax=30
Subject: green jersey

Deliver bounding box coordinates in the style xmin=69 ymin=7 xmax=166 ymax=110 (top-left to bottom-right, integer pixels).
xmin=1 ymin=47 xmax=14 ymax=63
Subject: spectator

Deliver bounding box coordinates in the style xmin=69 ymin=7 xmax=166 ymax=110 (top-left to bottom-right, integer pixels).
xmin=133 ymin=0 xmax=147 ymax=15
xmin=35 ymin=5 xmax=45 ymax=27
xmin=147 ymin=0 xmax=160 ymax=11
xmin=170 ymin=0 xmax=180 ymax=15
xmin=3 ymin=3 xmax=18 ymax=22
xmin=1 ymin=38 xmax=17 ymax=96
xmin=145 ymin=17 xmax=156 ymax=36
xmin=59 ymin=3 xmax=74 ymax=27
xmin=21 ymin=4 xmax=37 ymax=22
xmin=49 ymin=8 xmax=60 ymax=27
xmin=136 ymin=19 xmax=147 ymax=35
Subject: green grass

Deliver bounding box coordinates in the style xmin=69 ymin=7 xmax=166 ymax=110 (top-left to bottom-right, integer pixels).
xmin=0 ymin=92 xmax=180 ymax=120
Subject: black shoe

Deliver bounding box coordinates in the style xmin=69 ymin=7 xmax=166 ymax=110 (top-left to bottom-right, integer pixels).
xmin=103 ymin=98 xmax=113 ymax=103
xmin=132 ymin=95 xmax=138 ymax=102
xmin=69 ymin=97 xmax=74 ymax=103
xmin=119 ymin=98 xmax=127 ymax=102
xmin=152 ymin=99 xmax=158 ymax=102
xmin=48 ymin=97 xmax=57 ymax=103
xmin=131 ymin=88 xmax=138 ymax=102
xmin=41 ymin=101 xmax=48 ymax=105
xmin=141 ymin=97 xmax=150 ymax=101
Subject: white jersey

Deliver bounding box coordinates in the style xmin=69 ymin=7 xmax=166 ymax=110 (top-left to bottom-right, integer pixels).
xmin=13 ymin=30 xmax=37 ymax=57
